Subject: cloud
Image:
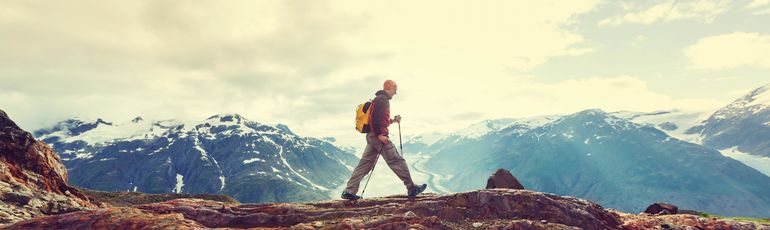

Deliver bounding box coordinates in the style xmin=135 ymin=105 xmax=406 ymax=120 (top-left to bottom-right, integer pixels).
xmin=11 ymin=0 xmax=736 ymax=150
xmin=747 ymin=0 xmax=770 ymax=9
xmin=599 ymin=0 xmax=731 ymax=27
xmin=742 ymin=0 xmax=770 ymax=14
xmin=378 ymin=76 xmax=724 ymax=140
xmin=684 ymin=31 xmax=770 ymax=70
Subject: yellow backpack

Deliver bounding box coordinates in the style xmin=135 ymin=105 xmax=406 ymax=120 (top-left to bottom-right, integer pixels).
xmin=355 ymin=100 xmax=373 ymax=133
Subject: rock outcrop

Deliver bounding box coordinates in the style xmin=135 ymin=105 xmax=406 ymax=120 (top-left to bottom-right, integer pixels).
xmin=621 ymin=212 xmax=770 ymax=230
xmin=644 ymin=202 xmax=679 ymax=215
xmin=7 ymin=189 xmax=622 ymax=229
xmin=6 ymin=188 xmax=769 ymax=230
xmin=486 ymin=168 xmax=524 ymax=189
xmin=0 ymin=110 xmax=98 ymax=225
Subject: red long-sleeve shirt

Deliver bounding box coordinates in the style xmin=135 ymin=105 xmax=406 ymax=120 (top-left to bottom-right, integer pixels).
xmin=370 ymin=90 xmax=392 ymax=137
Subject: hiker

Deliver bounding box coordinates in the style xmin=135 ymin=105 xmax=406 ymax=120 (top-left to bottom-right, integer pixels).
xmin=342 ymin=80 xmax=427 ymax=200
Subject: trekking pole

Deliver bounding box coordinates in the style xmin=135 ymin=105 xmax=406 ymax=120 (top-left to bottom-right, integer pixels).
xmin=398 ymin=121 xmax=403 ymax=154
xmin=360 ymin=145 xmax=383 ymax=198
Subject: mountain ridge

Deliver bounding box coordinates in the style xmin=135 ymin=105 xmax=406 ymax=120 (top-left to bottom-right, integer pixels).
xmin=421 ymin=108 xmax=770 ymax=217
xmin=33 ymin=113 xmax=359 ymax=204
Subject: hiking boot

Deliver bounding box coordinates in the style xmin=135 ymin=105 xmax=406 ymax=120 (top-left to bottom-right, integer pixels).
xmin=408 ymin=184 xmax=427 ymax=197
xmin=341 ymin=191 xmax=362 ymax=200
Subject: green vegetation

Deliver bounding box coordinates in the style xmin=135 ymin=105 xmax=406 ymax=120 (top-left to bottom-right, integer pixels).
xmin=694 ymin=211 xmax=770 ymax=224
xmin=77 ymin=187 xmax=240 ymax=207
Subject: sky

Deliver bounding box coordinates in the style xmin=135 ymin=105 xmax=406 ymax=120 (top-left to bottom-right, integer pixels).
xmin=2 ymin=0 xmax=770 ymax=149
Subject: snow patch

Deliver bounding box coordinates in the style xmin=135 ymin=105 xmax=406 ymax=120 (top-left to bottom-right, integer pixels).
xmin=264 ymin=136 xmax=329 ymax=191
xmin=720 ymin=146 xmax=770 ymax=177
xmin=615 ymin=110 xmax=711 ymax=144
xmin=456 ymin=119 xmax=516 ymax=139
xmin=746 ymin=85 xmax=770 ymax=108
xmin=243 ymin=158 xmax=266 ymax=164
xmin=75 ymin=153 xmax=93 ymax=160
xmin=173 ymin=174 xmax=184 ymax=194
xmin=408 ymin=132 xmax=448 ymax=146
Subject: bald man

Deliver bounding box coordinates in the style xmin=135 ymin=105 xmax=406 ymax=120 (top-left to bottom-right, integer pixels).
xmin=341 ymin=80 xmax=427 ymax=200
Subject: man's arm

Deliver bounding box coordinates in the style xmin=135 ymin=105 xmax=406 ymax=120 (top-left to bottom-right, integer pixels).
xmin=371 ymin=98 xmax=390 ymax=138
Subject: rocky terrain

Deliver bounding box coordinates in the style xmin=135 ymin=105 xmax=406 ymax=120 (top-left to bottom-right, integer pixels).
xmin=0 ymin=110 xmax=99 ymax=224
xmin=77 ymin=187 xmax=239 ymax=207
xmin=4 ymin=188 xmax=769 ymax=229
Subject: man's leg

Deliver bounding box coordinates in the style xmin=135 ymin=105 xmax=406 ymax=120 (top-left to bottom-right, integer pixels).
xmin=344 ymin=142 xmax=380 ymax=195
xmin=380 ymin=142 xmax=417 ymax=191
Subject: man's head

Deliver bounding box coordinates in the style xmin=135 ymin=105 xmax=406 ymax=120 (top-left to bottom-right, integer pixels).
xmin=383 ymin=80 xmax=398 ymax=97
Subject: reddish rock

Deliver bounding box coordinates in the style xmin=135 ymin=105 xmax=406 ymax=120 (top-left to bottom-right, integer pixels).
xmin=5 ymin=188 xmax=769 ymax=230
xmin=486 ymin=168 xmax=524 ymax=190
xmin=4 ymin=189 xmax=625 ymax=230
xmin=643 ymin=202 xmax=678 ymax=215
xmin=0 ymin=110 xmax=98 ymax=225
xmin=621 ymin=212 xmax=770 ymax=230
xmin=499 ymin=219 xmax=581 ymax=230
xmin=5 ymin=206 xmax=205 ymax=229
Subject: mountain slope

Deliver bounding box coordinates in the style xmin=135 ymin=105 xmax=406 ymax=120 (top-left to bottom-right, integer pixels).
xmin=425 ymin=109 xmax=770 ymax=217
xmin=688 ymin=84 xmax=770 ymax=157
xmin=611 ymin=109 xmax=711 ymax=144
xmin=33 ymin=114 xmax=358 ymax=203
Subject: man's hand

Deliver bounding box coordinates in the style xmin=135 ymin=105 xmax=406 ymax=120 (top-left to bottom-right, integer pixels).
xmin=378 ymin=135 xmax=390 ymax=144
xmin=391 ymin=115 xmax=402 ymax=123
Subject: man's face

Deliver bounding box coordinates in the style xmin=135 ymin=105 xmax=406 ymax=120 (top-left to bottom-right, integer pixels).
xmin=386 ymin=85 xmax=398 ymax=97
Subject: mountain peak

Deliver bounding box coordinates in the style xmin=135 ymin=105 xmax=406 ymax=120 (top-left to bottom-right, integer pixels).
xmin=556 ymin=109 xmax=611 ymax=123
xmin=206 ymin=113 xmax=245 ymax=124
xmin=275 ymin=123 xmax=295 ymax=135
xmin=0 ymin=109 xmax=21 ymax=130
xmin=95 ymin=118 xmax=112 ymax=126
xmin=456 ymin=118 xmax=516 ymax=138
xmin=546 ymin=108 xmax=641 ymax=131
xmin=745 ymin=83 xmax=770 ymax=107
xmin=710 ymin=84 xmax=770 ymax=121
xmin=131 ymin=116 xmax=144 ymax=123
xmin=574 ymin=108 xmax=608 ymax=117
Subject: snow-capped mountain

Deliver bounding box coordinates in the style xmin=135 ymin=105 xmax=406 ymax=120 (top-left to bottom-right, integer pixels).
xmin=34 ymin=114 xmax=359 ymax=203
xmin=422 ymin=109 xmax=770 ymax=217
xmin=403 ymin=116 xmax=559 ymax=155
xmin=687 ymin=84 xmax=770 ymax=157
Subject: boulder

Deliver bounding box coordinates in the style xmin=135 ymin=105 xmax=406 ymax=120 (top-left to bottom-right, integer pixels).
xmin=485 ymin=168 xmax=524 ymax=189
xmin=643 ymin=202 xmax=678 ymax=215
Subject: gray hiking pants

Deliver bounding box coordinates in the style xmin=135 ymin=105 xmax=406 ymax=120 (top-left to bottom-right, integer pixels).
xmin=344 ymin=133 xmax=416 ymax=195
